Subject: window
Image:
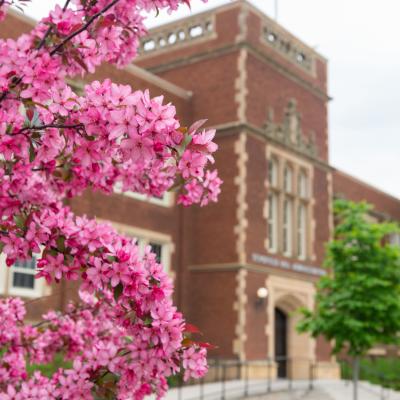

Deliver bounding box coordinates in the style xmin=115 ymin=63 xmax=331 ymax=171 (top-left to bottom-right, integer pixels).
xmin=298 ymin=171 xmax=308 ymax=198
xmin=283 ymin=199 xmax=293 ymax=256
xmin=268 ymin=158 xmax=279 ymax=188
xmin=268 ymin=193 xmax=278 ymax=252
xmin=0 ymin=252 xmax=47 ymax=298
xmin=284 ymin=165 xmax=293 ymax=193
xmin=149 ymin=242 xmax=163 ymax=264
xmin=266 ymin=152 xmax=312 ymax=260
xmin=135 ymin=238 xmax=170 ymax=273
xmin=297 ymin=203 xmax=307 ymax=259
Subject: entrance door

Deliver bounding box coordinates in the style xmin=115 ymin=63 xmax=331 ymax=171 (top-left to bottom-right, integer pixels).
xmin=274 ymin=308 xmax=288 ymax=378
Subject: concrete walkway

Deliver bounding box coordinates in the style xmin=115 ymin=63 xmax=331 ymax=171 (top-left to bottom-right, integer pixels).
xmin=156 ymin=379 xmax=400 ymax=400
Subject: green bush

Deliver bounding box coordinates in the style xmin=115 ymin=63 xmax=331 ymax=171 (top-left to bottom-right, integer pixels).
xmin=340 ymin=358 xmax=400 ymax=391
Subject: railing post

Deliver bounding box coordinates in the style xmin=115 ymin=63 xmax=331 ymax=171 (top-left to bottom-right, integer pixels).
xmin=267 ymin=357 xmax=272 ymax=393
xmin=200 ymin=376 xmax=204 ymax=400
xmin=244 ymin=361 xmax=249 ymax=397
xmin=178 ymin=375 xmax=182 ymax=400
xmin=221 ymin=362 xmax=226 ymax=400
xmin=309 ymin=360 xmax=314 ymax=391
xmin=288 ymin=358 xmax=292 ymax=391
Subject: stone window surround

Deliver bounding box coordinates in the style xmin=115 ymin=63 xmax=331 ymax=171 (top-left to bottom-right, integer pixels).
xmin=265 ymin=145 xmax=315 ymax=261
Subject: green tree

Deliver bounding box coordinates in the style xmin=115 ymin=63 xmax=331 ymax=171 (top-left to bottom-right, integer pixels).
xmin=298 ymin=199 xmax=400 ymax=400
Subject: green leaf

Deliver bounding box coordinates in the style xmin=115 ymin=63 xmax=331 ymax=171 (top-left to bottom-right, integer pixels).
xmin=113 ymin=283 xmax=123 ymax=302
xmin=29 ymin=142 xmax=36 ymax=163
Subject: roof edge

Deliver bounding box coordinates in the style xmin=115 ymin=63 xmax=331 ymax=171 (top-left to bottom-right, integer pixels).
xmin=333 ymin=168 xmax=400 ymax=205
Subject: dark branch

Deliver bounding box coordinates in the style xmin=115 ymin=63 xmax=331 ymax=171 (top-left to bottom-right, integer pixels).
xmin=50 ymin=0 xmax=121 ymax=56
xmin=17 ymin=123 xmax=84 ymax=135
xmin=36 ymin=0 xmax=72 ymax=50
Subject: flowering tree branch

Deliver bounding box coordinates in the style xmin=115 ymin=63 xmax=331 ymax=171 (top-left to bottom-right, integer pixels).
xmin=0 ymin=0 xmax=220 ymax=398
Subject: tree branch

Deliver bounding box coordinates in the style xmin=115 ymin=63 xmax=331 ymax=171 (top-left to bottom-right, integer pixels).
xmin=17 ymin=123 xmax=84 ymax=135
xmin=50 ymin=0 xmax=121 ymax=56
xmin=36 ymin=0 xmax=72 ymax=50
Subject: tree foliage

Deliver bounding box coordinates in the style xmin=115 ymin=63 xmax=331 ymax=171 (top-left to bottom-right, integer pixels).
xmin=298 ymin=199 xmax=400 ymax=356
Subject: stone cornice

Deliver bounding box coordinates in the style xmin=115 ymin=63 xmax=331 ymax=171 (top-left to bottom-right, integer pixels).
xmin=143 ymin=42 xmax=330 ymax=102
xmin=125 ymin=65 xmax=192 ymax=100
xmin=212 ymin=121 xmax=333 ymax=171
xmin=189 ymin=262 xmax=321 ymax=283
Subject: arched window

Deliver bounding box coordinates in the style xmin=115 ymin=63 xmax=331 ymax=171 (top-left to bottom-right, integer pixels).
xmin=283 ymin=198 xmax=293 ymax=256
xmin=268 ymin=193 xmax=278 ymax=252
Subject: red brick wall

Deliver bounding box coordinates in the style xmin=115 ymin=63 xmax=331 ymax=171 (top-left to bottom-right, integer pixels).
xmin=245 ymin=271 xmax=269 ymax=359
xmin=333 ymin=170 xmax=400 ymax=221
xmin=188 ymin=270 xmax=238 ymax=359
xmin=246 ymin=52 xmax=328 ymax=161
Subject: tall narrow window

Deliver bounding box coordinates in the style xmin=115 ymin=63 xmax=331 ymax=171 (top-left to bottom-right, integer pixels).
xmin=298 ymin=171 xmax=308 ymax=198
xmin=284 ymin=166 xmax=293 ymax=193
xmin=297 ymin=203 xmax=307 ymax=259
xmin=268 ymin=158 xmax=278 ymax=188
xmin=283 ymin=199 xmax=293 ymax=256
xmin=268 ymin=193 xmax=278 ymax=252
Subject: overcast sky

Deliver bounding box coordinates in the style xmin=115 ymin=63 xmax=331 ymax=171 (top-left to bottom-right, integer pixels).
xmin=22 ymin=0 xmax=400 ymax=198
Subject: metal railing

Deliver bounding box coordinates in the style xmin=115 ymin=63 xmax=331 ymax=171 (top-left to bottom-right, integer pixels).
xmin=172 ymin=356 xmax=327 ymax=400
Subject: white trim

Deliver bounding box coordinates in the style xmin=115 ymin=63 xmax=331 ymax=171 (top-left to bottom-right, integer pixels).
xmin=0 ymin=254 xmax=6 ymax=295
xmin=0 ymin=251 xmax=47 ymax=299
xmin=114 ymin=183 xmax=174 ymax=207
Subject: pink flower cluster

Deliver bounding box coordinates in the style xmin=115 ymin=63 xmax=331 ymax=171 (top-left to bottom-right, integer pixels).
xmin=0 ymin=0 xmax=217 ymax=398
xmin=0 ymin=294 xmax=208 ymax=399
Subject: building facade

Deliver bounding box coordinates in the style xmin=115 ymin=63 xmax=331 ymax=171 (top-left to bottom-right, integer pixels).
xmin=1 ymin=0 xmax=400 ymax=380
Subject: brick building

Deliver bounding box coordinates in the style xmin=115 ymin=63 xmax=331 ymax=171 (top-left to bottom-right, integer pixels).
xmin=1 ymin=0 xmax=400 ymax=380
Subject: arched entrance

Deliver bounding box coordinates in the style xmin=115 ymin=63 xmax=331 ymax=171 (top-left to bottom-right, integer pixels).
xmin=267 ymin=277 xmax=316 ymax=380
xmin=274 ymin=308 xmax=288 ymax=378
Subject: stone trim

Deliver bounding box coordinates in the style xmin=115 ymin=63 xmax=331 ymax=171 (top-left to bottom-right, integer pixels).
xmin=233 ymin=269 xmax=248 ymax=360
xmin=188 ymin=263 xmax=323 ymax=283
xmin=263 ymin=99 xmax=318 ymax=158
xmin=124 ymin=65 xmax=192 ymax=100
xmin=265 ymin=144 xmax=316 ymax=261
xmin=137 ymin=14 xmax=217 ymax=60
xmin=145 ymin=43 xmax=330 ymax=102
xmin=212 ymin=121 xmax=332 ymax=171
xmin=266 ymin=275 xmax=316 ymax=371
xmin=235 ymin=49 xmax=248 ymax=122
xmin=8 ymin=9 xmax=35 ymax=27
xmin=260 ymin=23 xmax=316 ymax=76
xmin=235 ymin=5 xmax=249 ymax=44
xmin=234 ymin=133 xmax=248 ymax=264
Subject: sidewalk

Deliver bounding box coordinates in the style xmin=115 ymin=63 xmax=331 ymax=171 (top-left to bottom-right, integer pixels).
xmin=157 ymin=379 xmax=400 ymax=400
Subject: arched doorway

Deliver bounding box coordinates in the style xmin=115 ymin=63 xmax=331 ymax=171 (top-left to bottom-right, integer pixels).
xmin=274 ymin=307 xmax=288 ymax=378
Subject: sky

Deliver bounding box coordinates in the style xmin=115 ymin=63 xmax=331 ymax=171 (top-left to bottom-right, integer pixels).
xmin=20 ymin=0 xmax=400 ymax=198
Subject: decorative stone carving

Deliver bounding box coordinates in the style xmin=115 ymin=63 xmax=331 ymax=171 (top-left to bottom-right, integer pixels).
xmin=139 ymin=16 xmax=214 ymax=55
xmin=263 ymin=99 xmax=318 ymax=158
xmin=262 ymin=25 xmax=314 ymax=73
